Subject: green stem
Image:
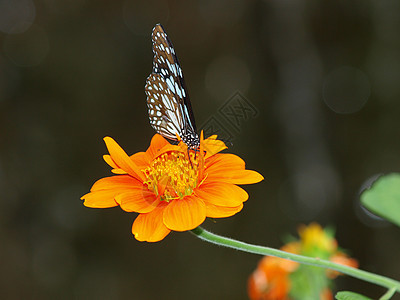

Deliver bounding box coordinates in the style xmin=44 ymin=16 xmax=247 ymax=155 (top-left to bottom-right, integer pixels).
xmin=190 ymin=226 xmax=400 ymax=294
xmin=380 ymin=287 xmax=396 ymax=300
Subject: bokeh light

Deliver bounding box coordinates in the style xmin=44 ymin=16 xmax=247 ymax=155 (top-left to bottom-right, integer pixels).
xmin=0 ymin=0 xmax=35 ymax=34
xmin=323 ymin=66 xmax=371 ymax=114
xmin=3 ymin=25 xmax=49 ymax=67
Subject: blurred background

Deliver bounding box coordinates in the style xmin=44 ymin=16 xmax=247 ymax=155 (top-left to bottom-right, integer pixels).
xmin=1 ymin=0 xmax=400 ymax=299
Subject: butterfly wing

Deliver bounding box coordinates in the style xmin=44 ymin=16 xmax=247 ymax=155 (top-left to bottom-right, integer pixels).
xmin=145 ymin=73 xmax=183 ymax=140
xmin=145 ymin=24 xmax=198 ymax=145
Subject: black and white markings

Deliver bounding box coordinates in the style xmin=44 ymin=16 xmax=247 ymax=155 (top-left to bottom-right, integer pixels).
xmin=145 ymin=24 xmax=200 ymax=149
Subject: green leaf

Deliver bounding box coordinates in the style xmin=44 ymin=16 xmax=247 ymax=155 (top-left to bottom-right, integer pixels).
xmin=361 ymin=173 xmax=400 ymax=227
xmin=335 ymin=291 xmax=372 ymax=300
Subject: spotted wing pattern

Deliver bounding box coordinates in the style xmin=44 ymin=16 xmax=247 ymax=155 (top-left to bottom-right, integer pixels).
xmin=145 ymin=24 xmax=199 ymax=148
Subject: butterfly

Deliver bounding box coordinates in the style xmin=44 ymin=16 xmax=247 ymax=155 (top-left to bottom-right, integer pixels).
xmin=145 ymin=24 xmax=200 ymax=150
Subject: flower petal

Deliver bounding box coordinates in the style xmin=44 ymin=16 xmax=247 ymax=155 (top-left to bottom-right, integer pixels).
xmin=103 ymin=155 xmax=127 ymax=174
xmin=132 ymin=202 xmax=171 ymax=242
xmin=111 ymin=168 xmax=127 ymax=174
xmin=146 ymin=134 xmax=170 ymax=159
xmin=103 ymin=154 xmax=119 ymax=169
xmin=117 ymin=189 xmax=160 ymax=213
xmin=81 ymin=189 xmax=130 ymax=208
xmin=90 ymin=175 xmax=142 ymax=191
xmin=103 ymin=137 xmax=145 ymax=181
xmin=155 ymin=143 xmax=185 ymax=159
xmin=202 ymin=134 xmax=228 ymax=158
xmin=205 ymin=202 xmax=243 ymax=218
xmin=163 ymin=196 xmax=206 ymax=231
xmin=205 ymin=153 xmax=245 ymax=170
xmin=130 ymin=151 xmax=151 ymax=169
xmin=195 ymin=182 xmax=248 ymax=207
xmin=207 ymin=169 xmax=264 ymax=185
xmin=204 ymin=153 xmax=264 ymax=184
xmin=197 ymin=131 xmax=205 ymax=182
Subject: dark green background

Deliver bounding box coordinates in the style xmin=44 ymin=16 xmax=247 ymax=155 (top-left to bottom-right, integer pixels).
xmin=1 ymin=1 xmax=400 ymax=299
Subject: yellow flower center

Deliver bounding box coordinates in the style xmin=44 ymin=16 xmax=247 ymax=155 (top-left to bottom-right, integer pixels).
xmin=142 ymin=151 xmax=199 ymax=201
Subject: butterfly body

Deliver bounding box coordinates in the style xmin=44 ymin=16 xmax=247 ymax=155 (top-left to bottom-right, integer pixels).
xmin=145 ymin=24 xmax=200 ymax=150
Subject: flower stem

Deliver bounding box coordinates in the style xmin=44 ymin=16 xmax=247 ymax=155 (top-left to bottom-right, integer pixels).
xmin=190 ymin=226 xmax=400 ymax=294
xmin=380 ymin=287 xmax=396 ymax=300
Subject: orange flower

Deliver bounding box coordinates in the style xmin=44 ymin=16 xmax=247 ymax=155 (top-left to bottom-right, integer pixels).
xmin=248 ymin=224 xmax=359 ymax=300
xmin=81 ymin=132 xmax=263 ymax=242
xmin=279 ymin=242 xmax=301 ymax=272
xmin=248 ymin=256 xmax=291 ymax=300
xmin=248 ymin=243 xmax=300 ymax=300
xmin=327 ymin=252 xmax=359 ymax=278
xmin=320 ymin=288 xmax=334 ymax=300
